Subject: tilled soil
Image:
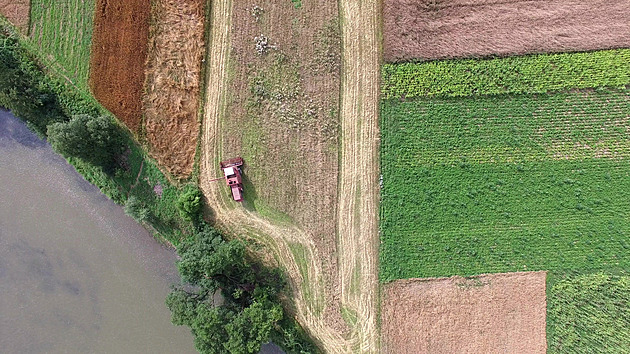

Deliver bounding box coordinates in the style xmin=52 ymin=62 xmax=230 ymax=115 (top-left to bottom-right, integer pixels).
xmin=0 ymin=0 xmax=29 ymax=33
xmin=382 ymin=272 xmax=548 ymax=354
xmin=89 ymin=0 xmax=151 ymax=132
xmin=142 ymin=0 xmax=205 ymax=179
xmin=384 ymin=0 xmax=630 ymax=62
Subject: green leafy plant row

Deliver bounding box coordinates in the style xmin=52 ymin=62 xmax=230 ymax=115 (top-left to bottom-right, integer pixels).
xmin=547 ymin=272 xmax=630 ymax=353
xmin=380 ymin=88 xmax=630 ymax=281
xmin=27 ymin=0 xmax=96 ymax=90
xmin=382 ymin=49 xmax=630 ymax=99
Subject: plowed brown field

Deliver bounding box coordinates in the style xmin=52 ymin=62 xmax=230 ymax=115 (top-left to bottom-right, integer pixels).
xmin=143 ymin=0 xmax=205 ymax=179
xmin=0 ymin=0 xmax=29 ymax=33
xmin=89 ymin=0 xmax=150 ymax=132
xmin=382 ymin=272 xmax=547 ymax=354
xmin=384 ymin=0 xmax=630 ymax=62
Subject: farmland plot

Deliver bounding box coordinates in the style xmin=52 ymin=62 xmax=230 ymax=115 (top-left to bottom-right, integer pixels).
xmin=380 ymin=88 xmax=630 ymax=281
xmin=547 ymin=272 xmax=630 ymax=353
xmin=29 ymin=0 xmax=95 ymax=89
xmin=143 ymin=0 xmax=205 ymax=179
xmin=0 ymin=0 xmax=29 ymax=33
xmin=384 ymin=0 xmax=630 ymax=62
xmin=89 ymin=0 xmax=150 ymax=132
xmin=382 ymin=272 xmax=547 ymax=354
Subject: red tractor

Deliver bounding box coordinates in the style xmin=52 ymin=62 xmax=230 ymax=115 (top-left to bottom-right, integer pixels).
xmin=220 ymin=157 xmax=244 ymax=202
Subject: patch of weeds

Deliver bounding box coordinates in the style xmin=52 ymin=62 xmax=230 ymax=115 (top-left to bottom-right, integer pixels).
xmin=291 ymin=0 xmax=302 ymax=9
xmin=341 ymin=306 xmax=358 ymax=328
xmin=312 ymin=17 xmax=341 ymax=74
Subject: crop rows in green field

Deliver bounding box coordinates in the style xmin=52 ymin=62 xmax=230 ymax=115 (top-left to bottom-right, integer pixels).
xmin=380 ymin=88 xmax=630 ymax=281
xmin=382 ymin=49 xmax=630 ymax=99
xmin=28 ymin=0 xmax=95 ymax=89
xmin=547 ymin=272 xmax=630 ymax=353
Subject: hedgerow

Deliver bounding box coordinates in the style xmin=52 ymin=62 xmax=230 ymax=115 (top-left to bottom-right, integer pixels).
xmin=380 ymin=88 xmax=630 ymax=281
xmin=382 ymin=49 xmax=630 ymax=99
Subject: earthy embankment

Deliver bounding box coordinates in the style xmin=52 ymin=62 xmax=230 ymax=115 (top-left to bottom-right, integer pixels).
xmin=89 ymin=0 xmax=150 ymax=132
xmin=384 ymin=0 xmax=630 ymax=62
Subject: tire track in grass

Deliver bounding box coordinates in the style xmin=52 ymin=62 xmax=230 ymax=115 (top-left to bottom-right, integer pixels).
xmin=200 ymin=0 xmax=381 ymax=351
xmin=338 ymin=0 xmax=381 ymax=351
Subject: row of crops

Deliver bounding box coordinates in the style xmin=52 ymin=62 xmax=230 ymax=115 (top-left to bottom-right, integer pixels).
xmin=382 ymin=49 xmax=630 ymax=99
xmin=27 ymin=0 xmax=95 ymax=89
xmin=380 ymin=87 xmax=630 ymax=280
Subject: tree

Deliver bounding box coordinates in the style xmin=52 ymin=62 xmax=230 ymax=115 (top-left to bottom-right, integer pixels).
xmin=166 ymin=225 xmax=285 ymax=354
xmin=46 ymin=114 xmax=124 ymax=170
xmin=176 ymin=186 xmax=203 ymax=222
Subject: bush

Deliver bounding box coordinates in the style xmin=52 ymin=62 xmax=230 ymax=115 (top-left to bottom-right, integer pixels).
xmin=176 ymin=186 xmax=203 ymax=221
xmin=47 ymin=114 xmax=125 ymax=171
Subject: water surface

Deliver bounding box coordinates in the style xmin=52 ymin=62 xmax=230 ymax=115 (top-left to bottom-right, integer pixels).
xmin=0 ymin=109 xmax=197 ymax=353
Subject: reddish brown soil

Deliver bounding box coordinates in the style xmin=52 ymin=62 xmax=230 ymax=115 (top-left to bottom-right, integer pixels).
xmin=142 ymin=0 xmax=205 ymax=179
xmin=382 ymin=272 xmax=547 ymax=353
xmin=89 ymin=0 xmax=150 ymax=132
xmin=384 ymin=0 xmax=630 ymax=62
xmin=0 ymin=0 xmax=29 ymax=33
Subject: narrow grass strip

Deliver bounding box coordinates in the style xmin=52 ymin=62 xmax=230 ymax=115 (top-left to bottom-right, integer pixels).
xmin=382 ymin=49 xmax=630 ymax=99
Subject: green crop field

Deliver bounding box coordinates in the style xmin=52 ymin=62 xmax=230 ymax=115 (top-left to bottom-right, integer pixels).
xmin=380 ymin=87 xmax=630 ymax=281
xmin=28 ymin=0 xmax=95 ymax=89
xmin=547 ymin=272 xmax=630 ymax=353
xmin=382 ymin=49 xmax=630 ymax=99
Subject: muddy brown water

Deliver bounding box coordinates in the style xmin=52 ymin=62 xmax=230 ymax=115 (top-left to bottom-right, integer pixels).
xmin=0 ymin=109 xmax=198 ymax=353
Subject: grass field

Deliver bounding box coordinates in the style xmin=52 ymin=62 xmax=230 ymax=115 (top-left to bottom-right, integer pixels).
xmin=28 ymin=0 xmax=95 ymax=89
xmin=380 ymin=88 xmax=630 ymax=281
xmin=547 ymin=272 xmax=630 ymax=353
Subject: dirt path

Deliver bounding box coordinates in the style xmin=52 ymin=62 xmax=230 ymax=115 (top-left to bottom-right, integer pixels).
xmin=200 ymin=0 xmax=381 ymax=352
xmin=337 ymin=0 xmax=381 ymax=352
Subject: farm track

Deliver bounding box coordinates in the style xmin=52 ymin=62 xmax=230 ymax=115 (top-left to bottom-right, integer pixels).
xmin=200 ymin=0 xmax=381 ymax=352
xmin=337 ymin=0 xmax=381 ymax=352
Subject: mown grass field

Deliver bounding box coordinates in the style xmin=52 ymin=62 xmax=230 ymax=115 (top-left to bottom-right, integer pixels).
xmin=28 ymin=0 xmax=95 ymax=89
xmin=380 ymin=87 xmax=630 ymax=280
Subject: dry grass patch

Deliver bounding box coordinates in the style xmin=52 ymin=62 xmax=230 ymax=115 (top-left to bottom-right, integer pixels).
xmin=0 ymin=0 xmax=29 ymax=33
xmin=382 ymin=272 xmax=547 ymax=353
xmin=384 ymin=0 xmax=630 ymax=62
xmin=221 ymin=0 xmax=343 ymax=332
xmin=89 ymin=0 xmax=151 ymax=132
xmin=143 ymin=0 xmax=205 ymax=179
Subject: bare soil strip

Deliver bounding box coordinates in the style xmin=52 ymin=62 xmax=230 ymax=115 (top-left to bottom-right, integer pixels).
xmin=337 ymin=0 xmax=381 ymax=351
xmin=89 ymin=0 xmax=151 ymax=132
xmin=143 ymin=0 xmax=205 ymax=179
xmin=200 ymin=0 xmax=382 ymax=352
xmin=0 ymin=0 xmax=29 ymax=33
xmin=384 ymin=0 xmax=630 ymax=62
xmin=382 ymin=272 xmax=547 ymax=354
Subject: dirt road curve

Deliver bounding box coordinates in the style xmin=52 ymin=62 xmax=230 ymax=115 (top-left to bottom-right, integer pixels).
xmin=200 ymin=0 xmax=381 ymax=352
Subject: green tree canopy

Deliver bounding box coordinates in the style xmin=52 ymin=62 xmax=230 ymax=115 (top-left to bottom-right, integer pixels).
xmin=47 ymin=114 xmax=124 ymax=170
xmin=166 ymin=225 xmax=286 ymax=354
